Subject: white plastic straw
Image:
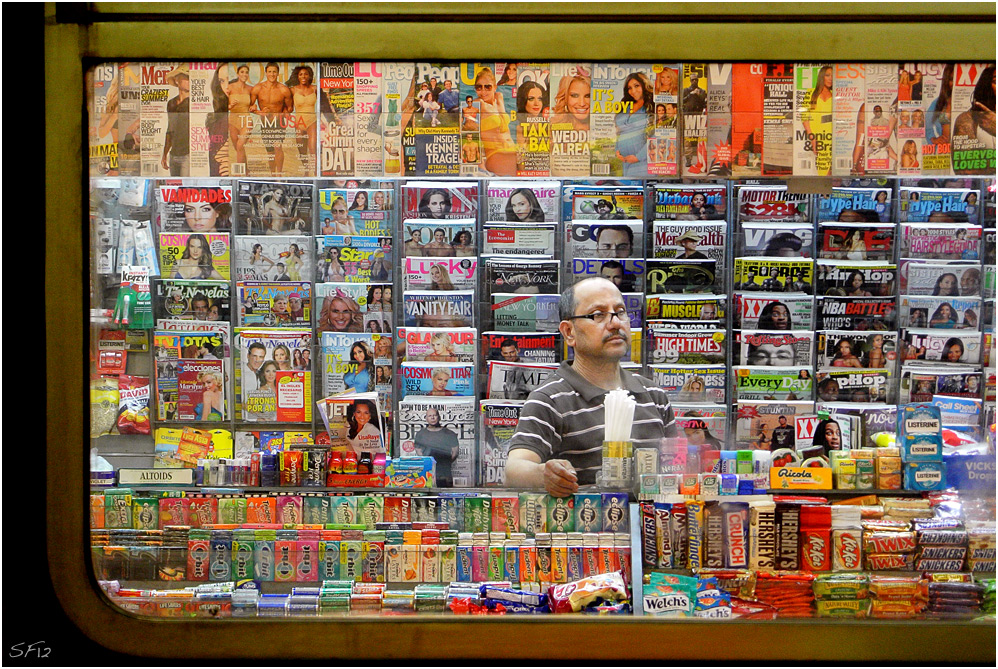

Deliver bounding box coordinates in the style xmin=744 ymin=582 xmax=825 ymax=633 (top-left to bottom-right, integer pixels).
xmin=604 ymin=388 xmax=636 ymax=442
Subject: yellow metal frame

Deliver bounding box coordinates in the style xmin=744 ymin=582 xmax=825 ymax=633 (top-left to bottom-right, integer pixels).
xmin=46 ymin=1 xmax=997 ymax=661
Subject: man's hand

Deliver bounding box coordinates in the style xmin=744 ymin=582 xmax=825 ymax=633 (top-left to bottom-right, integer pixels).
xmin=543 ymin=459 xmax=579 ymax=497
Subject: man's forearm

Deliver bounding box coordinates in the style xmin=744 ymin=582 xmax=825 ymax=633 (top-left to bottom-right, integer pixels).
xmin=505 ymin=457 xmax=545 ymax=488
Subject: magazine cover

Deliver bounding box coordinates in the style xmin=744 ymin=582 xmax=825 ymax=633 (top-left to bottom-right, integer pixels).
xmin=482 ymin=332 xmax=559 ymax=364
xmin=896 ymin=63 xmax=926 ymax=177
xmin=482 ymin=223 xmax=558 ymax=258
xmin=237 ymin=282 xmax=311 ymax=327
xmin=816 ymin=187 xmax=892 ymax=223
xmin=155 ymin=279 xmax=230 ymax=322
xmin=646 ymin=258 xmax=718 ymax=294
xmin=734 ymin=399 xmax=815 ymax=449
xmin=316 ymin=235 xmax=393 ymax=283
xmin=485 ymin=180 xmax=560 ymax=222
xmin=236 ymin=180 xmax=314 ymax=236
xmin=570 ymin=187 xmax=644 ymax=220
xmin=901 ymin=329 xmax=982 ymax=365
xmin=733 ymin=257 xmax=814 ymax=293
xmin=816 ymin=260 xmax=897 ymax=297
xmin=403 ymin=290 xmax=475 ymax=329
xmin=832 ymin=62 xmax=865 ymax=176
xmin=734 ymin=292 xmax=813 ymax=330
xmin=899 ymin=295 xmax=983 ymax=329
xmin=184 ymin=62 xmax=233 ymax=178
xmin=379 ymin=61 xmax=416 ymax=177
xmin=648 ymin=63 xmax=681 ymax=176
xmin=319 ymin=331 xmax=391 ymax=396
xmin=817 ymin=222 xmax=894 ymax=261
xmin=568 ymin=220 xmax=645 ymax=259
xmin=135 ymin=62 xmax=175 ymax=177
xmin=736 ymin=186 xmax=810 ymax=222
xmin=404 ymin=257 xmax=479 ymax=291
xmin=400 ymin=219 xmax=478 ymax=258
xmin=156 ymin=181 xmax=233 ymax=232
xmin=236 ymin=328 xmax=313 ymax=422
xmin=400 ymin=362 xmax=475 ymax=400
xmin=175 ymin=358 xmax=227 ymax=421
xmin=588 ymin=62 xmax=656 ymax=178
xmin=900 ymin=222 xmax=983 ymax=260
xmin=900 ymin=261 xmax=983 ymax=296
xmin=458 ymin=61 xmax=518 ymax=177
xmin=317 ymin=393 xmax=386 ymax=456
xmin=485 ymin=258 xmax=559 ymax=295
xmin=402 ymin=181 xmax=479 ymax=219
xmin=734 ymin=330 xmax=815 ymax=367
xmin=508 ymin=63 xmax=552 ymax=177
xmin=649 ymin=364 xmax=727 ymax=404
xmin=480 ymin=400 xmax=526 ymax=487
xmin=818 ymin=296 xmax=898 ymax=331
xmin=733 ymin=367 xmax=814 ymax=402
xmin=729 ymin=62 xmax=765 ymax=178
xmin=793 ymin=63 xmax=834 ymax=176
xmin=816 ymin=330 xmax=899 ymax=370
xmin=317 ymin=188 xmax=392 ymax=236
xmin=153 ymin=330 xmax=227 ymax=421
xmin=863 ymin=63 xmax=898 ymax=175
xmin=702 ymin=62 xmax=733 ymax=178
xmin=646 ymin=327 xmax=726 ymax=365
xmin=406 ymin=63 xmax=462 ymax=176
xmin=226 ymin=62 xmax=317 ymax=178
xmin=815 ymin=368 xmax=892 ymax=403
xmin=490 ymin=294 xmax=560 ymax=332
xmin=396 ymin=396 xmax=476 ymax=487
xmin=89 ymin=63 xmax=120 ymax=176
xmin=645 ymin=294 xmax=726 ymax=325
xmin=486 ymin=361 xmax=558 ymax=400
xmin=548 ymin=63 xmax=592 ymax=177
xmin=233 ymin=235 xmax=311 ymax=282
xmin=950 ymin=63 xmax=996 ymax=176
xmin=899 ymin=63 xmax=952 ymax=176
xmin=738 ymin=222 xmax=814 ymax=258
xmin=159 ymin=232 xmax=230 ymax=280
xmin=569 ymin=258 xmax=646 ymax=292
xmin=316 ymin=283 xmax=389 ymax=333
xmin=761 ymin=63 xmax=795 ymax=177
xmin=319 ymin=61 xmax=385 ymax=178
xmin=651 ymin=184 xmax=726 ymax=221
xmin=900 ymin=364 xmax=983 ymax=403
xmin=652 ymin=222 xmax=726 ymax=267
xmin=681 ymin=63 xmax=709 ymax=176
xmin=674 ymin=412 xmax=728 ymax=449
xmin=899 ymin=187 xmax=979 ymax=224
xmin=399 ymin=327 xmax=477 ymax=363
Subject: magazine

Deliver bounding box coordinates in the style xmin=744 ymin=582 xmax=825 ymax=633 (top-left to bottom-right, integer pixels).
xmin=817 ymin=222 xmax=895 ymax=261
xmin=736 ymin=185 xmax=809 ymax=222
xmin=649 ymin=364 xmax=727 ymax=404
xmin=900 ymin=261 xmax=983 ymax=296
xmin=153 ymin=330 xmax=228 ymax=421
xmin=646 ymin=258 xmax=718 ymax=294
xmin=950 ymin=63 xmax=997 ymax=176
xmin=396 ymin=396 xmax=476 ymax=487
xmin=674 ymin=412 xmax=728 ymax=449
xmin=646 ymin=327 xmax=726 ymax=365
xmin=568 ymin=258 xmax=646 ymax=292
xmin=899 ymin=364 xmax=983 ymax=403
xmin=681 ymin=63 xmax=709 ymax=176
xmin=816 ymin=187 xmax=892 ymax=223
xmin=404 ymin=257 xmax=479 ymax=291
xmin=236 ymin=180 xmax=314 ymax=236
xmin=399 ymin=362 xmax=475 ymax=400
xmin=156 ymin=181 xmax=234 ymax=232
xmin=739 ymin=222 xmax=814 ymax=258
xmin=703 ymin=62 xmax=733 ymax=178
xmin=863 ymin=63 xmax=898 ymax=175
xmin=651 ymin=222 xmax=726 ymax=271
xmin=316 ymin=235 xmax=393 ymax=283
xmin=733 ymin=367 xmax=814 ymax=402
xmin=486 ymin=361 xmax=558 ymax=400
xmin=901 ymin=329 xmax=983 ymax=365
xmin=586 ymin=63 xmax=657 ymax=178
xmin=733 ymin=257 xmax=814 ymax=293
xmin=734 ymin=330 xmax=815 ymax=366
xmin=899 ymin=295 xmax=983 ymax=329
xmin=734 ymin=399 xmax=815 ymax=449
xmin=90 ymin=62 xmax=120 ymax=177
xmin=567 ymin=220 xmax=645 ymax=259
xmin=316 ymin=283 xmax=391 ymax=333
xmin=818 ymin=296 xmax=898 ymax=331
xmin=899 ymin=63 xmax=952 ymax=176
xmin=510 ymin=63 xmax=553 ymax=177
xmin=793 ymin=63 xmax=834 ymax=176
xmin=484 ymin=258 xmax=559 ymax=295
xmin=154 ymin=279 xmax=230 ymax=322
xmin=730 ymin=62 xmax=765 ymax=179
xmin=733 ymin=292 xmax=812 ymax=330
xmin=318 ymin=188 xmax=392 ymax=236
xmin=761 ymin=63 xmax=795 ymax=177
xmin=815 ymin=368 xmax=892 ymax=403
xmin=646 ymin=294 xmax=726 ymax=324
xmin=316 ymin=392 xmax=386 ymax=455
xmin=482 ymin=223 xmax=558 ymax=258
xmin=485 ymin=180 xmax=560 ymax=222
xmin=318 ymin=61 xmax=360 ymax=178
xmin=900 ymin=222 xmax=983 ymax=260
xmin=236 ymin=282 xmax=311 ymax=328
xmin=480 ymin=400 xmax=526 ymax=487
xmin=482 ymin=332 xmax=559 ymax=364
xmin=159 ymin=232 xmax=230 ymax=280
xmin=490 ymin=294 xmax=560 ymax=332
xmin=651 ymin=184 xmax=726 ymax=221
xmin=400 ymin=219 xmax=478 ymax=258
xmin=570 ymin=187 xmax=644 ymax=220
xmin=235 ymin=328 xmax=313 ymax=422
xmin=319 ymin=331 xmax=392 ymax=396
xmin=399 ymin=327 xmax=477 ymax=364
xmin=816 ymin=330 xmax=899 ymax=370
xmin=832 ymin=62 xmax=865 ymax=176
xmin=899 ymin=187 xmax=979 ymax=224
xmin=403 ymin=290 xmax=475 ymax=329
xmin=815 ymin=260 xmax=897 ymax=297
xmin=649 ymin=63 xmax=681 ymax=177
xmin=401 ymin=181 xmax=479 ymax=219
xmin=233 ymin=235 xmax=312 ymax=282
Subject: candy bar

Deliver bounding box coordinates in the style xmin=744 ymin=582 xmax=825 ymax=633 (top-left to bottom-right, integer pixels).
xmin=916 ymin=530 xmax=968 ymax=545
xmin=917 ymin=546 xmax=967 ymax=561
xmin=703 ymin=503 xmax=725 ymax=570
xmin=868 ymin=576 xmax=926 ymax=599
xmin=749 ymin=501 xmax=777 ymax=571
xmin=865 ymin=552 xmax=915 ymax=570
xmin=479 ymin=585 xmax=548 ymax=608
xmin=916 ymin=558 xmax=966 ymax=572
xmin=816 ymin=599 xmax=870 ymax=618
xmin=812 ymin=573 xmax=869 ymax=600
xmin=912 ymin=518 xmax=963 ymax=532
xmin=863 ymin=531 xmax=916 ymax=554
xmin=832 ymin=529 xmax=863 ymax=572
xmin=969 ymin=559 xmax=997 ymax=572
xmin=722 ymin=502 xmax=749 ymax=570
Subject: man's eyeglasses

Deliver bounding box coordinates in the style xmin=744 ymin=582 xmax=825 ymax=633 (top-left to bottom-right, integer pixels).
xmin=566 ymin=309 xmax=630 ymax=324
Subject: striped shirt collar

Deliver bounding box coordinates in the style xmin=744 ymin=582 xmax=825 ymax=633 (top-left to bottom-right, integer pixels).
xmin=559 ymin=360 xmax=646 ymax=402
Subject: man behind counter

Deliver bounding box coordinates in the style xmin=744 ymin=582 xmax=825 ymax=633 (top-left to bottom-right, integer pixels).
xmin=505 ymin=277 xmax=678 ymax=496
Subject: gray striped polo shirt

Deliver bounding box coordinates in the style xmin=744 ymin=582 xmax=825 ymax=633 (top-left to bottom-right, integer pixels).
xmin=508 ymin=360 xmax=678 ymax=484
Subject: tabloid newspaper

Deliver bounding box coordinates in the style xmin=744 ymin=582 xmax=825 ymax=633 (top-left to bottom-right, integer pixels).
xmin=236 ymin=180 xmax=314 ymax=236
xmin=793 ymin=63 xmax=834 ymax=176
xmin=832 ymin=63 xmax=865 ymax=176
xmin=733 ymin=367 xmax=814 ymax=402
xmin=899 ymin=364 xmax=983 ymax=403
xmin=734 ymin=330 xmax=815 ymax=367
xmin=236 ymin=328 xmax=313 ymax=422
xmin=490 ymin=294 xmax=560 ymax=332
xmin=233 ymin=235 xmax=312 ymax=282
xmin=649 ymin=364 xmax=727 ymax=404
xmin=681 ymin=63 xmax=709 ymax=176
xmin=236 ymin=281 xmax=311 ymax=327
xmin=485 ymin=258 xmax=560 ymax=295
xmin=485 ymin=180 xmax=560 ymax=222
xmin=900 ymin=222 xmax=983 ymax=260
xmin=317 ymin=188 xmax=393 ymax=236
xmin=318 ymin=62 xmax=384 ymax=178
xmin=734 ymin=399 xmax=815 ymax=449
xmin=815 ymin=260 xmax=897 ymax=297
xmin=480 ymin=400 xmax=526 ymax=487
xmin=486 ymin=361 xmax=558 ymax=400
xmin=567 ymin=220 xmax=644 ymax=259
xmin=901 ymin=329 xmax=982 ymax=365
xmin=817 ymin=222 xmax=895 ymax=261
xmin=548 ymin=63 xmax=592 ymax=177
xmin=899 ymin=295 xmax=983 ymax=329
xmin=646 ymin=327 xmax=727 ymax=365
xmin=400 ymin=219 xmax=478 ymax=258
xmin=398 ymin=327 xmax=477 ymax=364
xmin=396 ymin=396 xmax=476 ymax=487
xmin=568 ymin=258 xmax=646 ymax=293
xmin=899 ymin=261 xmax=983 ymax=296
xmin=733 ymin=257 xmax=814 ymax=293
xmin=570 ymin=187 xmax=644 ymax=220
xmin=652 ymin=184 xmax=726 ymax=221
xmin=482 ymin=224 xmax=557 ymax=258
xmin=316 ymin=283 xmax=391 ymax=333
xmin=734 ymin=292 xmax=813 ymax=330
xmin=816 ymin=187 xmax=892 ymax=223
xmin=482 ymin=332 xmax=559 ymax=364
xmin=950 ymin=63 xmax=997 ymax=176
xmin=226 ymin=62 xmax=317 ymax=178
xmin=153 ymin=330 xmax=228 ymax=422
xmin=736 ymin=186 xmax=810 ymax=222
xmin=402 ymin=181 xmax=479 ymax=219
xmin=159 ymin=232 xmax=231 ymax=280
xmin=589 ymin=63 xmax=657 ymax=178
xmin=818 ymin=296 xmax=898 ymax=331
xmin=404 ymin=257 xmax=479 ymax=291
xmin=319 ymin=331 xmax=392 ymax=398
xmin=816 ymin=330 xmax=899 ymax=370
xmin=863 ymin=63 xmax=899 ymax=175
xmin=316 ymin=235 xmax=393 ymax=283
xmin=649 ymin=63 xmax=681 ymax=176
xmin=155 ymin=279 xmax=230 ymax=322
xmin=399 ymin=362 xmax=475 ymax=400
xmin=737 ymin=222 xmax=812 ymax=260
xmin=403 ymin=290 xmax=475 ymax=329
xmin=646 ymin=294 xmax=727 ymax=325
xmin=761 ymin=63 xmax=794 ymax=177
xmin=156 ymin=180 xmax=234 ymax=232
xmin=646 ymin=258 xmax=718 ymax=294
xmin=899 ymin=187 xmax=980 ymax=225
